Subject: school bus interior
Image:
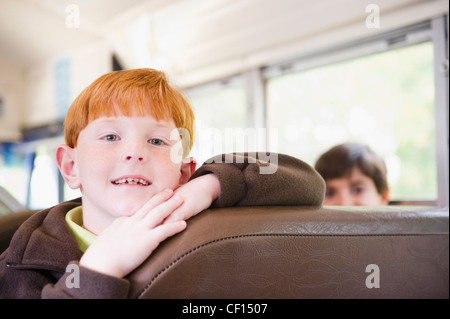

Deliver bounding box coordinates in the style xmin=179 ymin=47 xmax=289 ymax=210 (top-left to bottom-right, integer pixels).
xmin=0 ymin=0 xmax=448 ymax=299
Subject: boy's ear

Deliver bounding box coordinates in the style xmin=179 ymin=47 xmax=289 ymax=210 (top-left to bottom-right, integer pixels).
xmin=56 ymin=144 xmax=81 ymax=189
xmin=179 ymin=157 xmax=197 ymax=185
xmin=380 ymin=189 xmax=390 ymax=205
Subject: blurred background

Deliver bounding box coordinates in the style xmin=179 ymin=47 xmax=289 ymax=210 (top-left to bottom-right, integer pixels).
xmin=0 ymin=0 xmax=448 ymax=212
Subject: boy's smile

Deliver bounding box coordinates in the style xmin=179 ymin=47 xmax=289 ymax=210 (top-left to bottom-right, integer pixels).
xmin=112 ymin=175 xmax=152 ymax=186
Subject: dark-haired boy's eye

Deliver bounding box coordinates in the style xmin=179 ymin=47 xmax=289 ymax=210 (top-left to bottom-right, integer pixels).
xmin=352 ymin=186 xmax=364 ymax=195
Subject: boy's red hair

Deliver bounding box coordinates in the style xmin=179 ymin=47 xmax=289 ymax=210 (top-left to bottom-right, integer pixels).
xmin=64 ymin=68 xmax=195 ymax=156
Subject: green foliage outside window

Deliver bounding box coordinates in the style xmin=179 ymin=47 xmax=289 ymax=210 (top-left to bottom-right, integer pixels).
xmin=267 ymin=42 xmax=436 ymax=201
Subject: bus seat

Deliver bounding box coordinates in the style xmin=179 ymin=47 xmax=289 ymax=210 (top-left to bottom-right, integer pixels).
xmin=126 ymin=205 xmax=449 ymax=299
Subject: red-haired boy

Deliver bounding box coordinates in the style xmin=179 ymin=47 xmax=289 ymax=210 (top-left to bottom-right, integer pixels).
xmin=0 ymin=68 xmax=324 ymax=298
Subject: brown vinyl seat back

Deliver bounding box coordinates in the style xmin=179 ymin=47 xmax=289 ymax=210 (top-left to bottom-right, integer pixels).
xmin=127 ymin=205 xmax=449 ymax=299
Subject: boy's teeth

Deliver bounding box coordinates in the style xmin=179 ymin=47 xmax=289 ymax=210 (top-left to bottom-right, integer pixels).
xmin=114 ymin=178 xmax=149 ymax=185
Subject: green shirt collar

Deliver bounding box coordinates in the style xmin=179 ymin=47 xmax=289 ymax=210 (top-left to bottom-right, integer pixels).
xmin=65 ymin=206 xmax=96 ymax=253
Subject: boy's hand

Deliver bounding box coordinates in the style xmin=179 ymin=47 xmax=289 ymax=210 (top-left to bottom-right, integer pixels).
xmin=79 ymin=189 xmax=186 ymax=278
xmin=164 ymin=174 xmax=221 ymax=223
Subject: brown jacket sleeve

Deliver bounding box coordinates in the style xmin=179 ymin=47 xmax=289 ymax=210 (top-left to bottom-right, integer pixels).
xmin=41 ymin=261 xmax=130 ymax=299
xmin=189 ymin=152 xmax=325 ymax=208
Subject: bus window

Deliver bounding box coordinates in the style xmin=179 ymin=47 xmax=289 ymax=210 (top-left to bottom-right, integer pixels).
xmin=0 ymin=143 xmax=30 ymax=208
xmin=186 ymin=76 xmax=247 ymax=165
xmin=28 ymin=147 xmax=59 ymax=210
xmin=266 ymin=41 xmax=436 ymax=204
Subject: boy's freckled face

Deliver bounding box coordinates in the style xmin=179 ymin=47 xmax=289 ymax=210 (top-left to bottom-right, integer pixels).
xmin=73 ymin=115 xmax=182 ymax=219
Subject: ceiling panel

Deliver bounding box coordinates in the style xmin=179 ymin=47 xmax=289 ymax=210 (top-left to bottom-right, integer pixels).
xmin=0 ymin=0 xmax=445 ymax=81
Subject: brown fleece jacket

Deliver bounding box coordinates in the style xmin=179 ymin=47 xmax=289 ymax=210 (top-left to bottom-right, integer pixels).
xmin=0 ymin=153 xmax=324 ymax=298
xmin=191 ymin=152 xmax=325 ymax=207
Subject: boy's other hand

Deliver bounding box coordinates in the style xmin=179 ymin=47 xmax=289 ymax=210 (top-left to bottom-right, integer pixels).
xmin=79 ymin=189 xmax=186 ymax=278
xmin=165 ymin=174 xmax=221 ymax=223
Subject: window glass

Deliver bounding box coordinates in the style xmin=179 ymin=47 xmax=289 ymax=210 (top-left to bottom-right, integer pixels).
xmin=266 ymin=42 xmax=436 ymax=202
xmin=186 ymin=77 xmax=247 ymax=165
xmin=0 ymin=143 xmax=31 ymax=207
xmin=28 ymin=147 xmax=59 ymax=209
